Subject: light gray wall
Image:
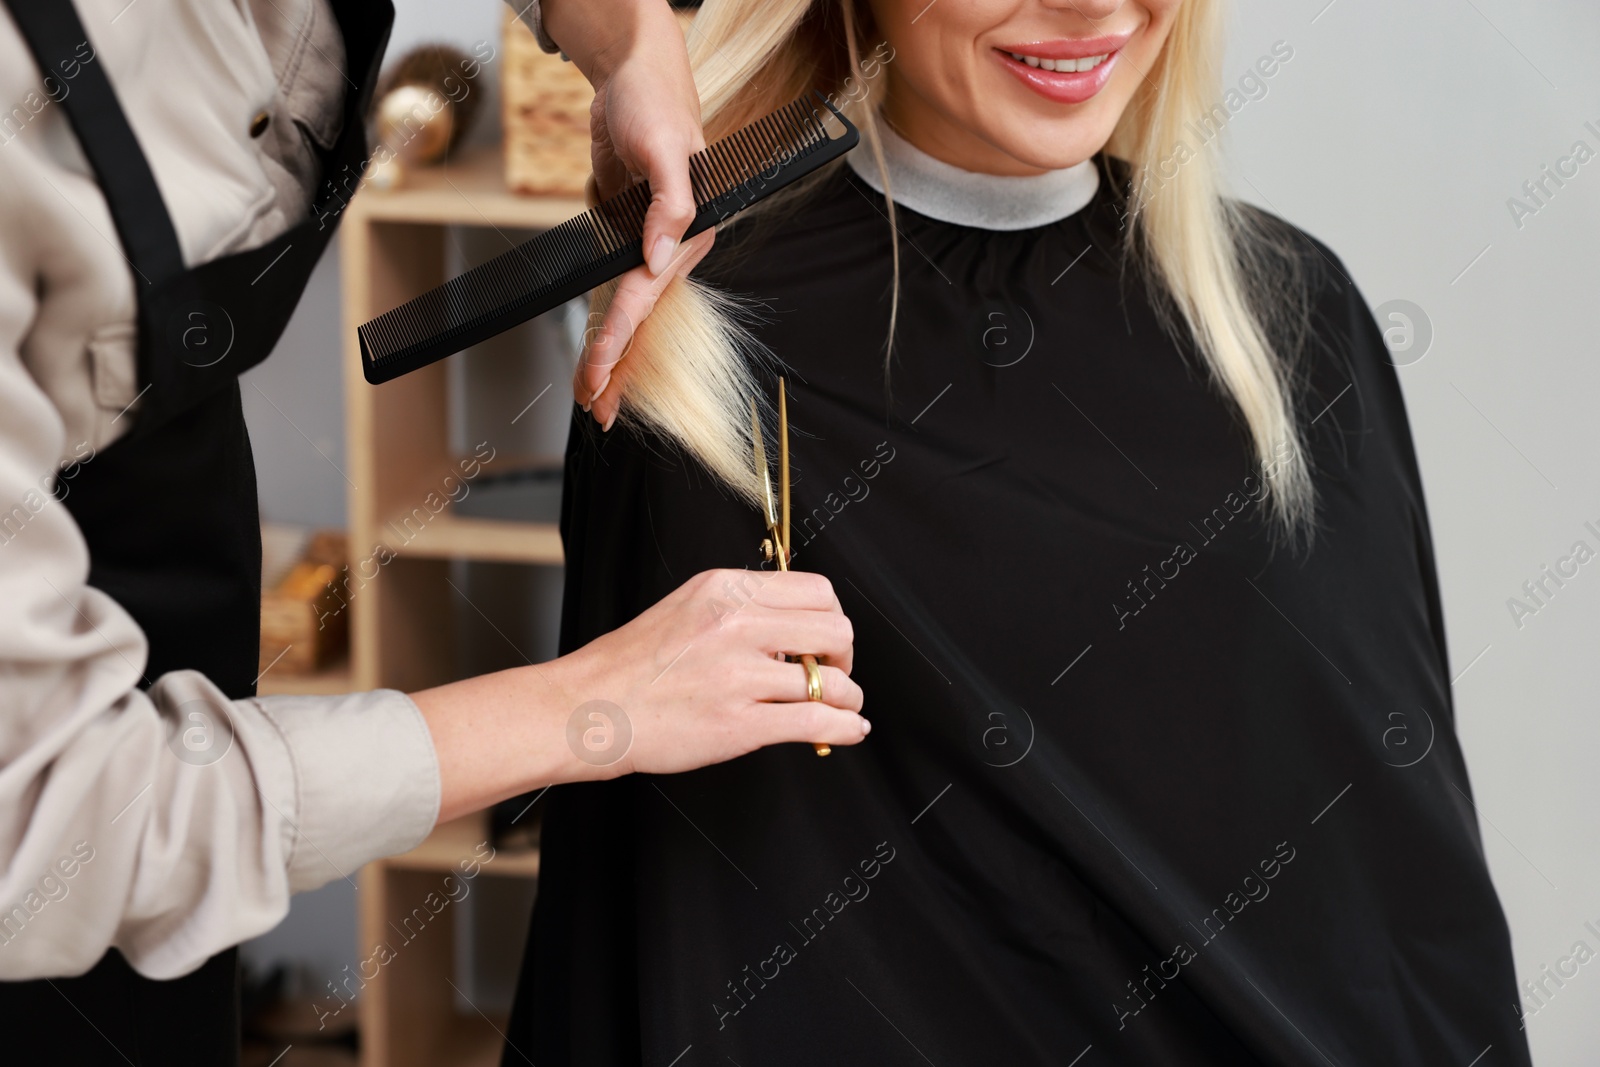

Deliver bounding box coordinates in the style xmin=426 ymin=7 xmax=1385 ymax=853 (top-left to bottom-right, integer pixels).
xmin=244 ymin=0 xmax=1600 ymax=1060
xmin=1222 ymin=2 xmax=1599 ymax=1063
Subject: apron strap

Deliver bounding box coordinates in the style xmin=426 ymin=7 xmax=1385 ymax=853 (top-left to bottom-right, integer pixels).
xmin=2 ymin=0 xmax=185 ymax=287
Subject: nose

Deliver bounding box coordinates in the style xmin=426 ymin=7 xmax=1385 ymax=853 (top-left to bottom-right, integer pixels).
xmin=1038 ymin=0 xmax=1126 ymax=23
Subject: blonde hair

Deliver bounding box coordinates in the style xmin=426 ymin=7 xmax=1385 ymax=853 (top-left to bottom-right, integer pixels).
xmin=597 ymin=0 xmax=1315 ymax=535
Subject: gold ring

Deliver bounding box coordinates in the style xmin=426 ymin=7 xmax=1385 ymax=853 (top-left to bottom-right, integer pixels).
xmin=801 ymin=654 xmax=824 ymax=703
xmin=801 ymin=654 xmax=830 ymax=757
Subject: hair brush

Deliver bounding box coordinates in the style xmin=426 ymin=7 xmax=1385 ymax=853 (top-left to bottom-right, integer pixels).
xmin=357 ymin=90 xmax=859 ymax=385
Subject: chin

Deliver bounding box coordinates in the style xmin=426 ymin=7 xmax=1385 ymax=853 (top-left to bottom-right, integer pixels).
xmin=983 ymin=118 xmax=1116 ymax=173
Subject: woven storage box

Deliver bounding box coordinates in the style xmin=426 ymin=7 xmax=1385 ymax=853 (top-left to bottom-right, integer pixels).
xmin=501 ymin=7 xmax=593 ymax=196
xmin=259 ymin=529 xmax=348 ymax=674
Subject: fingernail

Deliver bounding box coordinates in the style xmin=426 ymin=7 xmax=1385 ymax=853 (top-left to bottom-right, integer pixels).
xmin=602 ymin=410 xmax=616 ymax=433
xmin=581 ymin=398 xmax=591 ymax=412
xmin=860 ymin=718 xmax=871 ymax=736
xmin=647 ymin=235 xmax=676 ymax=276
xmin=591 ymin=372 xmax=612 ymax=403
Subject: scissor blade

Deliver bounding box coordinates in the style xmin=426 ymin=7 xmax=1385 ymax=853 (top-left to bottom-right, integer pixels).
xmin=750 ymin=399 xmax=779 ymax=529
xmin=779 ymin=378 xmax=791 ymax=563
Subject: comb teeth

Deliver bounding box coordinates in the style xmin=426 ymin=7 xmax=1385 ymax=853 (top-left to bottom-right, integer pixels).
xmin=359 ymin=92 xmax=857 ymax=384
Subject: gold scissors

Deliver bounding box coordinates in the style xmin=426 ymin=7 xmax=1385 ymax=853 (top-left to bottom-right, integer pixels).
xmin=752 ymin=378 xmax=831 ymax=757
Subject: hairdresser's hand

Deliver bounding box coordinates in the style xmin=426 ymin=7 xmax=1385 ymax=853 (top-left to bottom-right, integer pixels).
xmin=543 ymin=0 xmax=717 ymax=431
xmin=560 ymin=569 xmax=868 ymax=777
xmin=412 ymin=569 xmax=867 ymax=823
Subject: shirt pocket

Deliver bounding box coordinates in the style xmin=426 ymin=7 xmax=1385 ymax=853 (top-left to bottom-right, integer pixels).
xmin=86 ymin=321 xmax=141 ymax=447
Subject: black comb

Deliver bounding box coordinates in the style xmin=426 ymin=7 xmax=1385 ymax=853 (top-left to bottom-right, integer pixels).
xmin=358 ymin=91 xmax=859 ymax=384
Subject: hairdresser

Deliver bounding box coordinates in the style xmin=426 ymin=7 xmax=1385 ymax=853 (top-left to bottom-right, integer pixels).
xmin=0 ymin=0 xmax=864 ymax=1059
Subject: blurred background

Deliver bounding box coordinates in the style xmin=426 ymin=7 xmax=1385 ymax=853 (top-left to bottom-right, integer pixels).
xmin=239 ymin=0 xmax=1600 ymax=1063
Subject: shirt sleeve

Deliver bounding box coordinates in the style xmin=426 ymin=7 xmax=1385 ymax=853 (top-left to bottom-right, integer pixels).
xmin=0 ymin=192 xmax=440 ymax=988
xmin=506 ymin=0 xmax=563 ymax=54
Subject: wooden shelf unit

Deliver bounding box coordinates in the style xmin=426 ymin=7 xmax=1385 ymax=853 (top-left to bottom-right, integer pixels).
xmin=336 ymin=145 xmax=568 ymax=1067
xmin=356 ymin=817 xmax=539 ymax=1067
xmin=383 ymin=509 xmax=564 ymax=566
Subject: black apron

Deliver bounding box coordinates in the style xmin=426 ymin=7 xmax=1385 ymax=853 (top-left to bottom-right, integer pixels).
xmin=0 ymin=1 xmax=391 ymax=1062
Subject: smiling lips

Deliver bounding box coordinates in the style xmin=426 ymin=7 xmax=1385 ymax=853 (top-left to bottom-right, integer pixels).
xmin=995 ymin=36 xmax=1131 ymax=104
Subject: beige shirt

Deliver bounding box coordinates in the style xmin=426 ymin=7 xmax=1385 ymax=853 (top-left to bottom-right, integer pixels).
xmin=0 ymin=0 xmax=458 ymax=981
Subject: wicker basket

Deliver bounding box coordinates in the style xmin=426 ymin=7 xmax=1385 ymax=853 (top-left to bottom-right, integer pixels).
xmin=501 ymin=7 xmax=594 ymax=196
xmin=501 ymin=8 xmax=697 ymax=197
xmin=259 ymin=529 xmax=348 ymax=674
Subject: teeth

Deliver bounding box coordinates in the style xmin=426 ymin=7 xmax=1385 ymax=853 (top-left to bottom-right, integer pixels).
xmin=1009 ymin=51 xmax=1109 ymax=74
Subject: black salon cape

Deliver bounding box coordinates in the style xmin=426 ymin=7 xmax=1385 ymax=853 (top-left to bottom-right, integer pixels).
xmin=504 ymin=158 xmax=1530 ymax=1067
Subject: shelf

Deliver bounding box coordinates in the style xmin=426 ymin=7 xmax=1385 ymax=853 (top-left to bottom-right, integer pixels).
xmin=384 ymin=511 xmax=563 ymax=565
xmin=432 ymin=1013 xmax=514 ymax=1067
xmin=350 ymin=145 xmax=586 ymax=230
xmin=386 ymin=814 xmax=540 ymax=880
xmin=257 ymin=657 xmax=353 ymax=697
xmin=343 ymin=135 xmax=559 ymax=1067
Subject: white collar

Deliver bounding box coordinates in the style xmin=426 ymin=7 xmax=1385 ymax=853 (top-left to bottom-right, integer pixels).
xmin=846 ymin=117 xmax=1100 ymax=232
